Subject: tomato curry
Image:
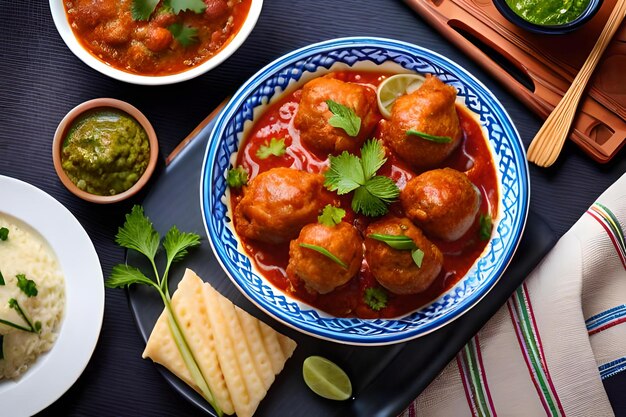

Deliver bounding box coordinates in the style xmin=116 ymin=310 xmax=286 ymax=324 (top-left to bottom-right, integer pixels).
xmin=64 ymin=0 xmax=251 ymax=76
xmin=230 ymin=71 xmax=499 ymax=319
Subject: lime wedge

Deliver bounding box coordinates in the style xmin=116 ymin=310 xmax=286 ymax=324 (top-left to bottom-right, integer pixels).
xmin=302 ymin=356 xmax=352 ymax=401
xmin=377 ymin=73 xmax=426 ymax=119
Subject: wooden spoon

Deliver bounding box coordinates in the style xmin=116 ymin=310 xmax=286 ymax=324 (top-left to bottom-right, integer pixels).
xmin=527 ymin=0 xmax=626 ymax=168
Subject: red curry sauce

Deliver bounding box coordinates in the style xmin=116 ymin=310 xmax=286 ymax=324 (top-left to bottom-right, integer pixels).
xmin=64 ymin=0 xmax=251 ymax=76
xmin=231 ymin=71 xmax=499 ymax=319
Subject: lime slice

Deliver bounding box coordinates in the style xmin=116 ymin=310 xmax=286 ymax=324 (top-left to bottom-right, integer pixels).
xmin=302 ymin=356 xmax=352 ymax=401
xmin=377 ymin=73 xmax=426 ymax=119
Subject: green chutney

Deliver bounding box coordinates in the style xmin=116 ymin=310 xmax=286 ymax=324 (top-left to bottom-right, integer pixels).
xmin=61 ymin=108 xmax=150 ymax=196
xmin=505 ymin=0 xmax=591 ymax=25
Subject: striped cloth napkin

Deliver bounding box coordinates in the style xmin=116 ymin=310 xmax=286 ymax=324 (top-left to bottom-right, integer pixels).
xmin=402 ymin=173 xmax=626 ymax=417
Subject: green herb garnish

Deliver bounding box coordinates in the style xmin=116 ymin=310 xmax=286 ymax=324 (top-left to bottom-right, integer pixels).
xmin=411 ymin=248 xmax=425 ymax=268
xmin=298 ymin=243 xmax=347 ymax=269
xmin=0 ymin=298 xmax=41 ymax=334
xmin=226 ymin=166 xmax=249 ymax=189
xmin=167 ymin=0 xmax=207 ymax=14
xmin=105 ymin=206 xmax=222 ymax=416
xmin=256 ymin=138 xmax=286 ymax=159
xmin=0 ymin=227 xmax=8 ymax=241
xmin=318 ymin=205 xmax=346 ymax=227
xmin=0 ymin=271 xmax=4 ymax=286
xmin=479 ymin=214 xmax=493 ymax=241
xmin=326 ymin=100 xmax=361 ymax=137
xmin=368 ymin=234 xmax=415 ymax=250
xmin=131 ymin=0 xmax=160 ymax=20
xmin=364 ymin=287 xmax=388 ymax=311
xmin=324 ymin=139 xmax=399 ymax=217
xmin=406 ymin=130 xmax=453 ymax=143
xmin=367 ymin=233 xmax=423 ymax=268
xmin=16 ymin=274 xmax=38 ymax=298
xmin=168 ymin=23 xmax=199 ymax=47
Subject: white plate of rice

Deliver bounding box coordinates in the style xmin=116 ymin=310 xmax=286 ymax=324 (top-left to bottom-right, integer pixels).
xmin=0 ymin=176 xmax=104 ymax=416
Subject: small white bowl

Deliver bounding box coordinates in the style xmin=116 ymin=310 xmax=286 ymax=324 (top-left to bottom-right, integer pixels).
xmin=49 ymin=0 xmax=263 ymax=85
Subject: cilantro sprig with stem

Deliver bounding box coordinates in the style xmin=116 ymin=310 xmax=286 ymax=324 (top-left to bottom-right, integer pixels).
xmin=105 ymin=206 xmax=223 ymax=416
xmin=324 ymin=139 xmax=399 ymax=217
xmin=0 ymin=274 xmax=41 ymax=334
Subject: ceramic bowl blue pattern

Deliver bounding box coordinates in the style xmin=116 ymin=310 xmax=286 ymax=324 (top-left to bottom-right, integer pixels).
xmin=201 ymin=37 xmax=529 ymax=345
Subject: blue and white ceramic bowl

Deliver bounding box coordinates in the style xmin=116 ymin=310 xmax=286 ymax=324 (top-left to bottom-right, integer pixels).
xmin=201 ymin=37 xmax=529 ymax=345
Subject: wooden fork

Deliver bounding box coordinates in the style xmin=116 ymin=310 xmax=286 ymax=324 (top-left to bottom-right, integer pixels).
xmin=527 ymin=0 xmax=626 ymax=167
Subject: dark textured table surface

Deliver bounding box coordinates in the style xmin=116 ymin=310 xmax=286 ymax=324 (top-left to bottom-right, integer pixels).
xmin=1 ymin=0 xmax=625 ymax=416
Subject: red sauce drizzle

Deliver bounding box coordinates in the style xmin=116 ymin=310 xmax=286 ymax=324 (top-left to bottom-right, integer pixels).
xmin=231 ymin=71 xmax=499 ymax=318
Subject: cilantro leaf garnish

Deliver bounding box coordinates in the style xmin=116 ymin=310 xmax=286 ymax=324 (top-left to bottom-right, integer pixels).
xmin=168 ymin=0 xmax=207 ymax=14
xmin=131 ymin=0 xmax=160 ymax=21
xmin=352 ymin=186 xmax=389 ymax=217
xmin=360 ymin=138 xmax=387 ymax=178
xmin=318 ymin=205 xmax=346 ymax=227
xmin=406 ymin=129 xmax=453 ymax=143
xmin=226 ymin=166 xmax=249 ymax=189
xmin=298 ymin=243 xmax=347 ymax=269
xmin=326 ymin=100 xmax=361 ymax=137
xmin=324 ymin=152 xmax=364 ymax=194
xmin=106 ymin=206 xmax=221 ymax=414
xmin=479 ymin=214 xmax=493 ymax=241
xmin=0 ymin=227 xmax=8 ymax=241
xmin=168 ymin=23 xmax=199 ymax=47
xmin=367 ymin=233 xmax=424 ymax=268
xmin=324 ymin=139 xmax=399 ymax=217
xmin=256 ymin=138 xmax=286 ymax=159
xmin=364 ymin=287 xmax=388 ymax=311
xmin=16 ymin=274 xmax=38 ymax=297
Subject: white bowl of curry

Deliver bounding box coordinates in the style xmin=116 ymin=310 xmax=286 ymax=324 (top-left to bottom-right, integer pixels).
xmin=49 ymin=0 xmax=263 ymax=85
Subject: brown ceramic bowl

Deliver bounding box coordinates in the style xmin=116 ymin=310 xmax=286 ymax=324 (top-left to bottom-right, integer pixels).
xmin=52 ymin=98 xmax=158 ymax=204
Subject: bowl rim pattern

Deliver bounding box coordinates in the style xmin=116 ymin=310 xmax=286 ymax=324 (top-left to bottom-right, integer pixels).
xmin=200 ymin=37 xmax=530 ymax=345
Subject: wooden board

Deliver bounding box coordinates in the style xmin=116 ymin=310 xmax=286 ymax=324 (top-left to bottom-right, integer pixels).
xmin=405 ymin=0 xmax=626 ymax=163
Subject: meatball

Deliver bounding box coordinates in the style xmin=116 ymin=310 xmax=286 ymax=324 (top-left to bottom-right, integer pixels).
xmin=365 ymin=218 xmax=443 ymax=295
xmin=401 ymin=168 xmax=480 ymax=242
xmin=287 ymin=222 xmax=363 ymax=294
xmin=294 ymin=76 xmax=378 ymax=155
xmin=234 ymin=167 xmax=329 ymax=244
xmin=380 ymin=75 xmax=462 ymax=169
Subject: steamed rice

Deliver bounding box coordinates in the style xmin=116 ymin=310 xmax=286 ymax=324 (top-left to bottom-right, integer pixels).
xmin=0 ymin=214 xmax=65 ymax=379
